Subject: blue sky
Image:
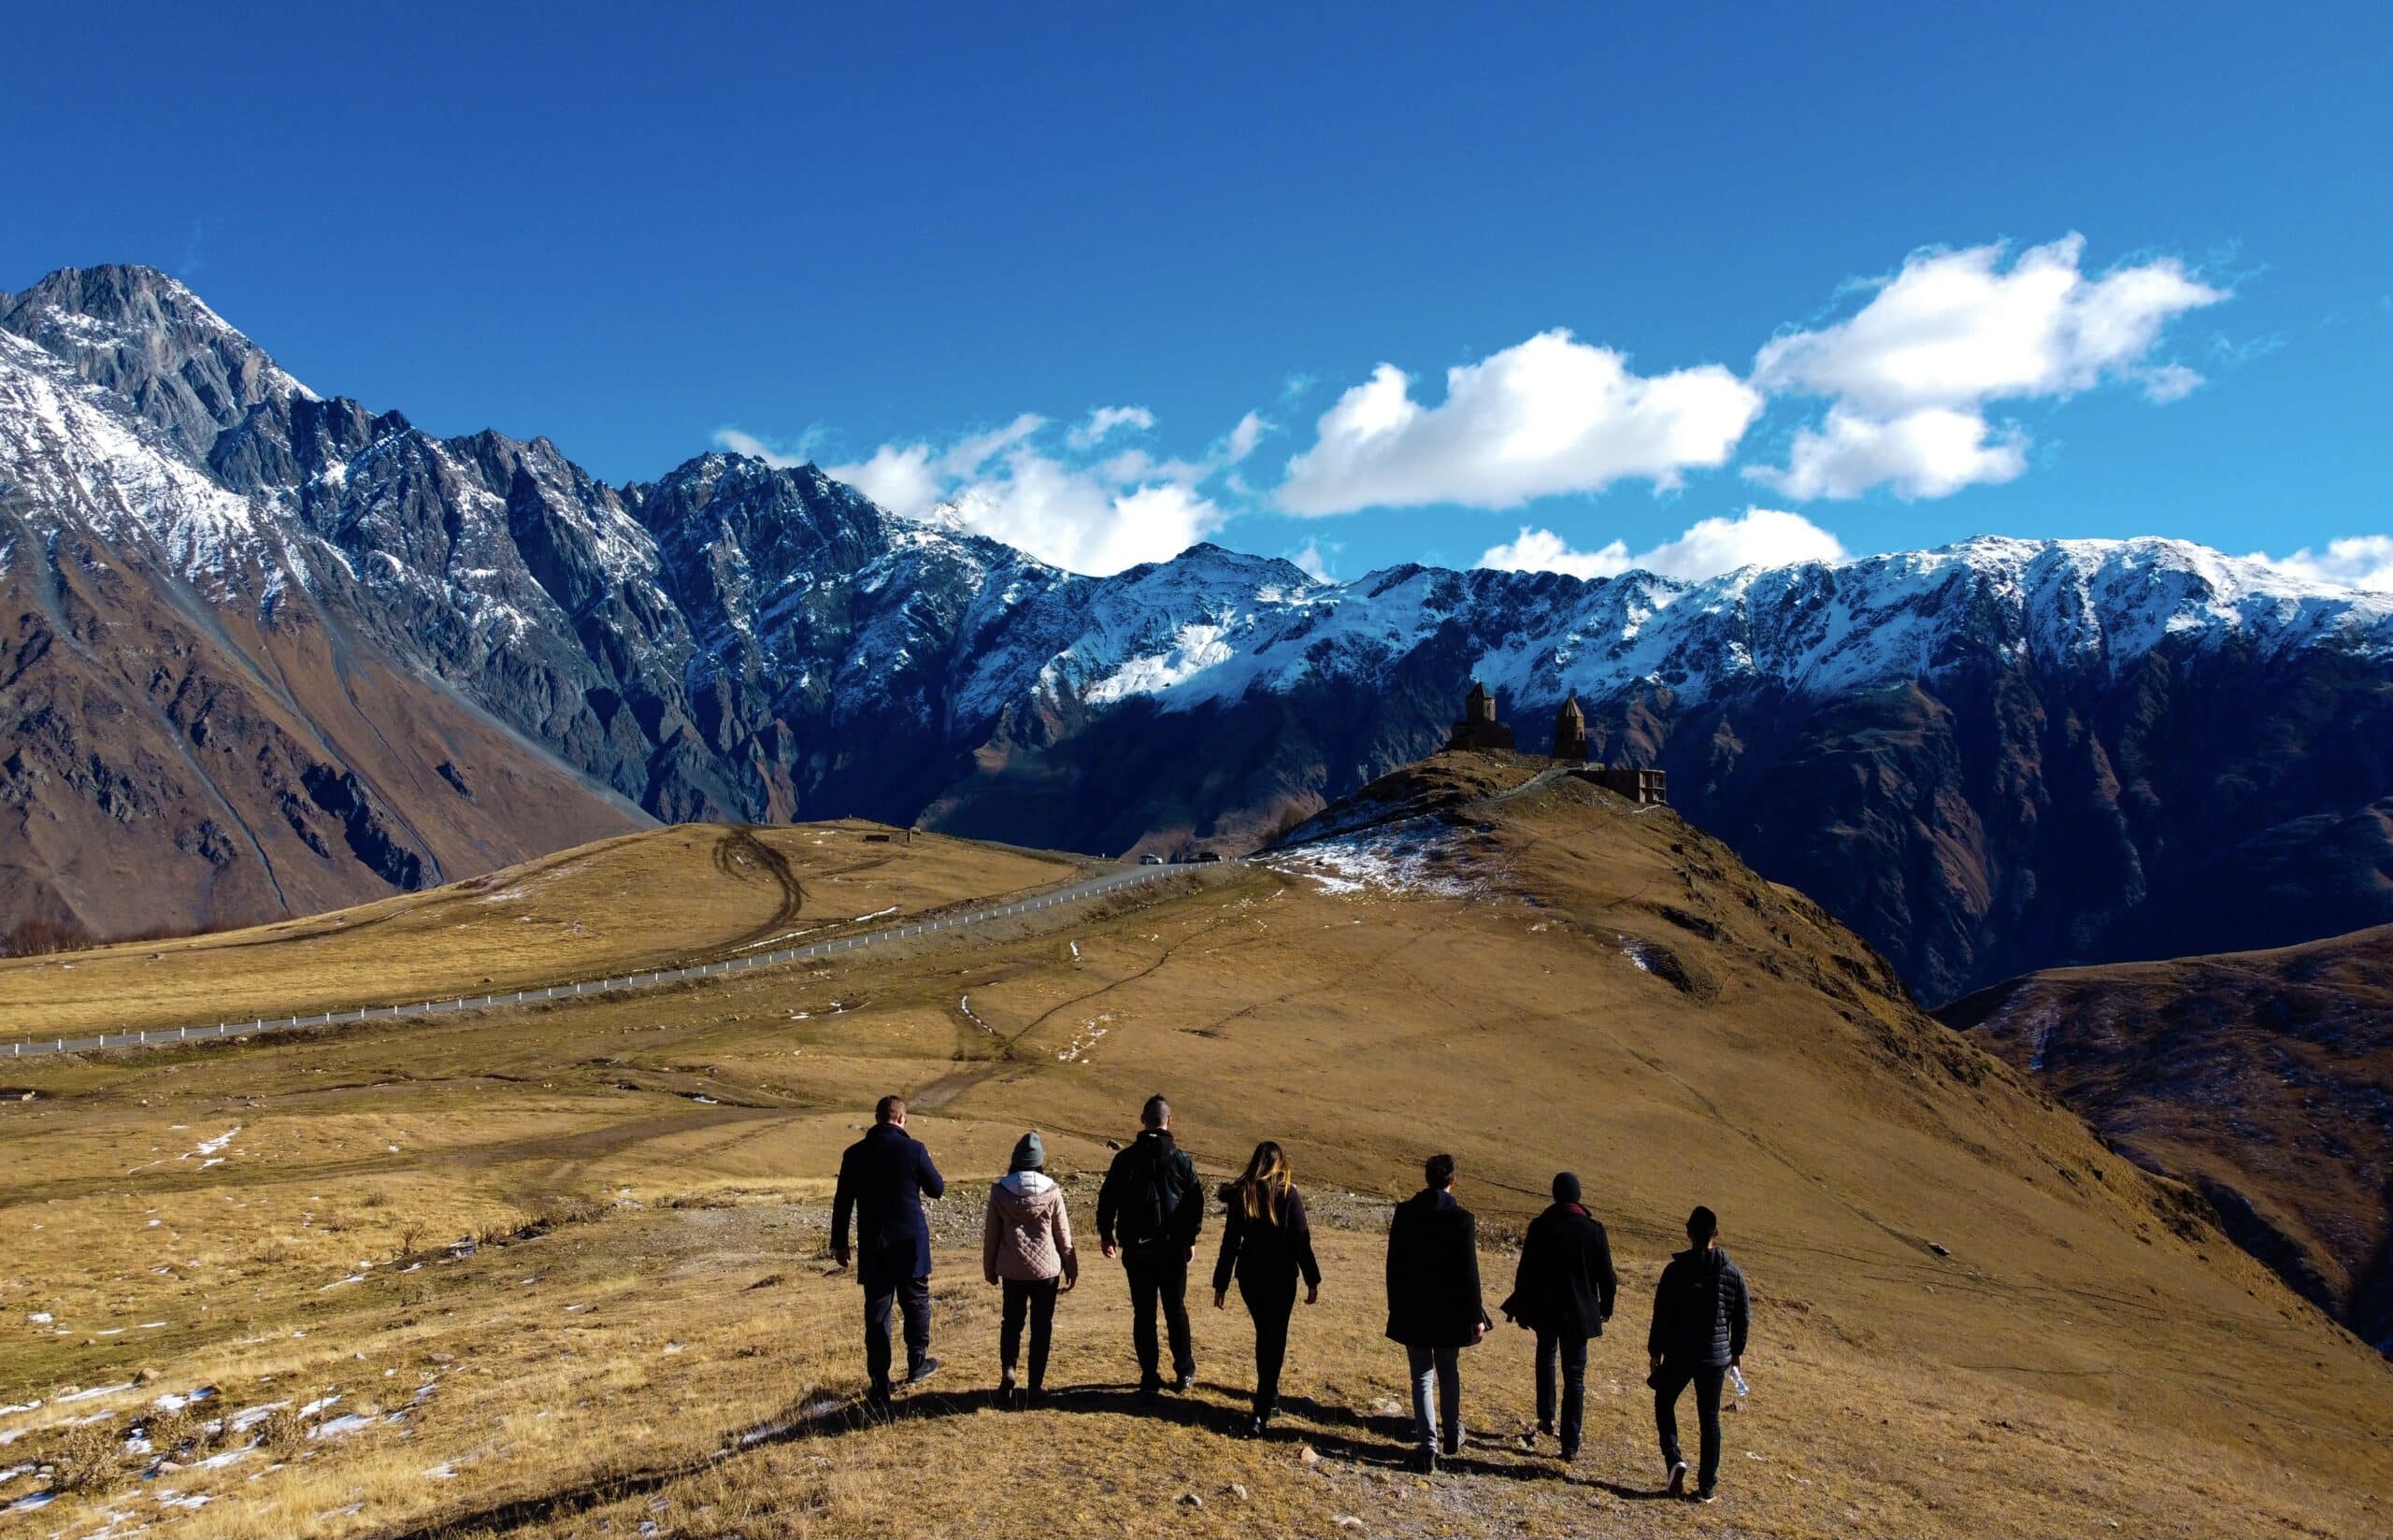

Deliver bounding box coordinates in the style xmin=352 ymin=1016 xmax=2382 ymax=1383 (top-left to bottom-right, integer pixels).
xmin=4 ymin=2 xmax=2386 ymax=583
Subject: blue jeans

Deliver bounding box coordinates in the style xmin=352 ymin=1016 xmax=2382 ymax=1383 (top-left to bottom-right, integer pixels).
xmin=1405 ymin=1345 xmax=1460 ymax=1451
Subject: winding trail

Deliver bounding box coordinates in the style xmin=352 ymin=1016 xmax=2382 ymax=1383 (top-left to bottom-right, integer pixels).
xmin=2 ymin=861 xmax=1212 ymax=1062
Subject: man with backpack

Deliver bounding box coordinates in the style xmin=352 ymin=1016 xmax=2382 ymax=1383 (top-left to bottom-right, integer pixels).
xmin=1096 ymin=1093 xmax=1206 ymax=1397
xmin=1647 ymin=1205 xmax=1751 ymax=1503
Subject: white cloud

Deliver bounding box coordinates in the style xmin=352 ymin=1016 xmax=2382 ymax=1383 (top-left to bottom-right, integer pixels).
xmin=2250 ymin=535 xmax=2393 ymax=592
xmin=1276 ymin=330 xmax=1763 ymax=516
xmin=941 ymin=413 xmax=1046 ymax=475
xmin=1288 ymin=536 xmax=1342 ymax=583
xmin=1753 ymin=235 xmax=2226 ymax=413
xmin=2138 ymin=363 xmax=2205 ymax=404
xmin=797 ymin=409 xmax=1262 ymax=576
xmin=1746 ymin=406 xmax=2028 ymax=501
xmin=1478 ymin=506 xmax=1848 ymax=584
xmin=1476 ymin=526 xmax=1630 ymax=581
xmin=945 ymin=455 xmax=1225 ymax=576
xmin=824 ymin=442 xmax=942 ymax=516
xmin=712 ymin=428 xmax=806 ymax=468
xmin=1748 ymin=235 xmax=2226 ymax=498
xmin=1066 ymin=406 xmax=1155 ymax=449
xmin=1225 ymin=410 xmax=1268 ymax=463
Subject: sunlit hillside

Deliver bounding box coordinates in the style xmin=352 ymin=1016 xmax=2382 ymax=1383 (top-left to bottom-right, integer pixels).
xmin=3 ymin=755 xmax=2386 ymax=1539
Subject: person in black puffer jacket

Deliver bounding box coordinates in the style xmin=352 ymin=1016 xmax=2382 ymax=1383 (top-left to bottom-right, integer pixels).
xmin=1499 ymin=1171 xmax=1616 ymax=1462
xmin=1646 ymin=1205 xmax=1751 ymax=1503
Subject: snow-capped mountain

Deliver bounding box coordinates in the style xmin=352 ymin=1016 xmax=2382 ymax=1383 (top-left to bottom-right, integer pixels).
xmin=6 ymin=264 xmax=2390 ymax=998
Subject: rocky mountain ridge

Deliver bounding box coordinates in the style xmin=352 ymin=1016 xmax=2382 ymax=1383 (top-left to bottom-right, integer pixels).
xmin=6 ymin=264 xmax=2390 ymax=997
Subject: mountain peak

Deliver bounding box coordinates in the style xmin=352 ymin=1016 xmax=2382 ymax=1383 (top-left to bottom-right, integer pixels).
xmin=0 ymin=264 xmax=313 ymax=461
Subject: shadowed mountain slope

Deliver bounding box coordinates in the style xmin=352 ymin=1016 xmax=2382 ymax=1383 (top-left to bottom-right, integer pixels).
xmin=1943 ymin=922 xmax=2393 ymax=1352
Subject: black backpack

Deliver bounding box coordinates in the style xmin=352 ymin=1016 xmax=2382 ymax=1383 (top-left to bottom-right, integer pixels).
xmin=1121 ymin=1139 xmax=1182 ymax=1248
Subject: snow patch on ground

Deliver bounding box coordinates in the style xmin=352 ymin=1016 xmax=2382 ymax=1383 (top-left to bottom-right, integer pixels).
xmin=1259 ymin=821 xmax=1481 ymax=899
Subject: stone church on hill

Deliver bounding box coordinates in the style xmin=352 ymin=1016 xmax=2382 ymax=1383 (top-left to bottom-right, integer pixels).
xmin=1553 ymin=694 xmax=1590 ymax=761
xmin=1444 ymin=679 xmax=1515 ymax=751
xmin=1442 ymin=681 xmax=1668 ymax=806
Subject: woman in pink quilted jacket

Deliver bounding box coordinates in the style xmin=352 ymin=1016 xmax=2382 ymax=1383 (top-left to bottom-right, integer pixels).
xmin=982 ymin=1130 xmax=1078 ymax=1406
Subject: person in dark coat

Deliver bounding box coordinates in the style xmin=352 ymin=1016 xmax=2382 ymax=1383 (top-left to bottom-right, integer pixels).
xmin=1211 ymin=1140 xmax=1323 ymax=1434
xmin=1499 ymin=1171 xmax=1617 ymax=1462
xmin=832 ymin=1094 xmax=947 ymax=1405
xmin=1383 ymin=1152 xmax=1490 ymax=1473
xmin=1096 ymin=1093 xmax=1206 ymax=1396
xmin=1646 ymin=1205 xmax=1751 ymax=1502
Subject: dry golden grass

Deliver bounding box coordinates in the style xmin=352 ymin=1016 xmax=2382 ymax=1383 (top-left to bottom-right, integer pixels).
xmin=2 ymin=757 xmax=2386 ymax=1538
xmin=0 ymin=820 xmax=1075 ymax=1039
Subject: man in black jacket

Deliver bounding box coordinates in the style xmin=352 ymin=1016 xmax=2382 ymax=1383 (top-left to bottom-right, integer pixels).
xmin=1384 ymin=1153 xmax=1490 ymax=1474
xmin=832 ymin=1094 xmax=947 ymax=1406
xmin=1499 ymin=1171 xmax=1617 ymax=1462
xmin=1096 ymin=1094 xmax=1206 ymax=1396
xmin=1646 ymin=1205 xmax=1750 ymax=1502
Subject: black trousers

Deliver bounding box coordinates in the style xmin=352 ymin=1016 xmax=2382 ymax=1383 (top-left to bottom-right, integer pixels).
xmin=1653 ymin=1360 xmax=1726 ymax=1490
xmin=1000 ymin=1276 xmax=1060 ymax=1390
xmin=1123 ymin=1251 xmax=1195 ymax=1380
xmin=1239 ymin=1275 xmax=1297 ymax=1416
xmin=1536 ymin=1328 xmax=1589 ymax=1451
xmin=863 ymin=1274 xmax=931 ymax=1397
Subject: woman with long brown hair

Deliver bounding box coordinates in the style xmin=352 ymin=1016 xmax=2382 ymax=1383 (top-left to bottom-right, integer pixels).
xmin=1211 ymin=1139 xmax=1322 ymax=1435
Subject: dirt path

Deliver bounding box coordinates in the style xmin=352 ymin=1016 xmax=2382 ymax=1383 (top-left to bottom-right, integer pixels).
xmin=712 ymin=825 xmax=808 ymax=947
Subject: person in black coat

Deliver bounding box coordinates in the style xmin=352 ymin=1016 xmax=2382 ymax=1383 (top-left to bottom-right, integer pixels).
xmin=1211 ymin=1140 xmax=1323 ymax=1434
xmin=1499 ymin=1171 xmax=1617 ymax=1462
xmin=1383 ymin=1153 xmax=1490 ymax=1473
xmin=1646 ymin=1205 xmax=1751 ymax=1502
xmin=1096 ymin=1093 xmax=1207 ymax=1395
xmin=832 ymin=1094 xmax=947 ymax=1404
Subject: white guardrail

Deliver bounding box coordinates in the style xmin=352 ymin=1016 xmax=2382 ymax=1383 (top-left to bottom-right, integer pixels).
xmin=3 ymin=861 xmax=1210 ymax=1061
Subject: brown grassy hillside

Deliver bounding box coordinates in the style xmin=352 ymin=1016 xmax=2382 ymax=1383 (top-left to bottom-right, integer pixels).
xmin=0 ymin=820 xmax=1078 ymax=1040
xmin=1942 ymin=922 xmax=2393 ymax=1352
xmin=2 ymin=752 xmax=2386 ymax=1539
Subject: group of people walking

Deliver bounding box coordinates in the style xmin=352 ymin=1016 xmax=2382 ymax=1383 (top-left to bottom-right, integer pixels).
xmin=831 ymin=1092 xmax=1753 ymax=1503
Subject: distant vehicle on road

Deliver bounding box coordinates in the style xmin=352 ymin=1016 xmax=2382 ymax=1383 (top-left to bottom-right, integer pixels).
xmin=1140 ymin=853 xmax=1166 ymax=864
xmin=1195 ymin=851 xmax=1223 ymax=863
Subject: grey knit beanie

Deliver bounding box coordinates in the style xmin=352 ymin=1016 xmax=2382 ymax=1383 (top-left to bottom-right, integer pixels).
xmin=1010 ymin=1131 xmax=1045 ymax=1173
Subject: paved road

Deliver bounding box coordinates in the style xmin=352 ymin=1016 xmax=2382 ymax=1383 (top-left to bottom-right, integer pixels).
xmin=3 ymin=861 xmax=1208 ymax=1062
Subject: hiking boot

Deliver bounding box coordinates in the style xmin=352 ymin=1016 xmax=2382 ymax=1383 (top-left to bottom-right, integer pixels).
xmin=1247 ymin=1414 xmax=1267 ymax=1439
xmin=997 ymin=1371 xmax=1018 ymax=1407
xmin=1694 ymin=1487 xmax=1718 ymax=1504
xmin=1411 ymin=1447 xmax=1440 ymax=1476
xmin=1174 ymin=1370 xmax=1196 ymax=1393
xmin=1558 ymin=1443 xmax=1579 ymax=1464
xmin=1667 ymin=1460 xmax=1688 ymax=1497
xmin=1440 ymin=1430 xmax=1463 ymax=1458
xmin=905 ymin=1356 xmax=940 ymax=1387
xmin=1138 ymin=1374 xmax=1164 ymax=1401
